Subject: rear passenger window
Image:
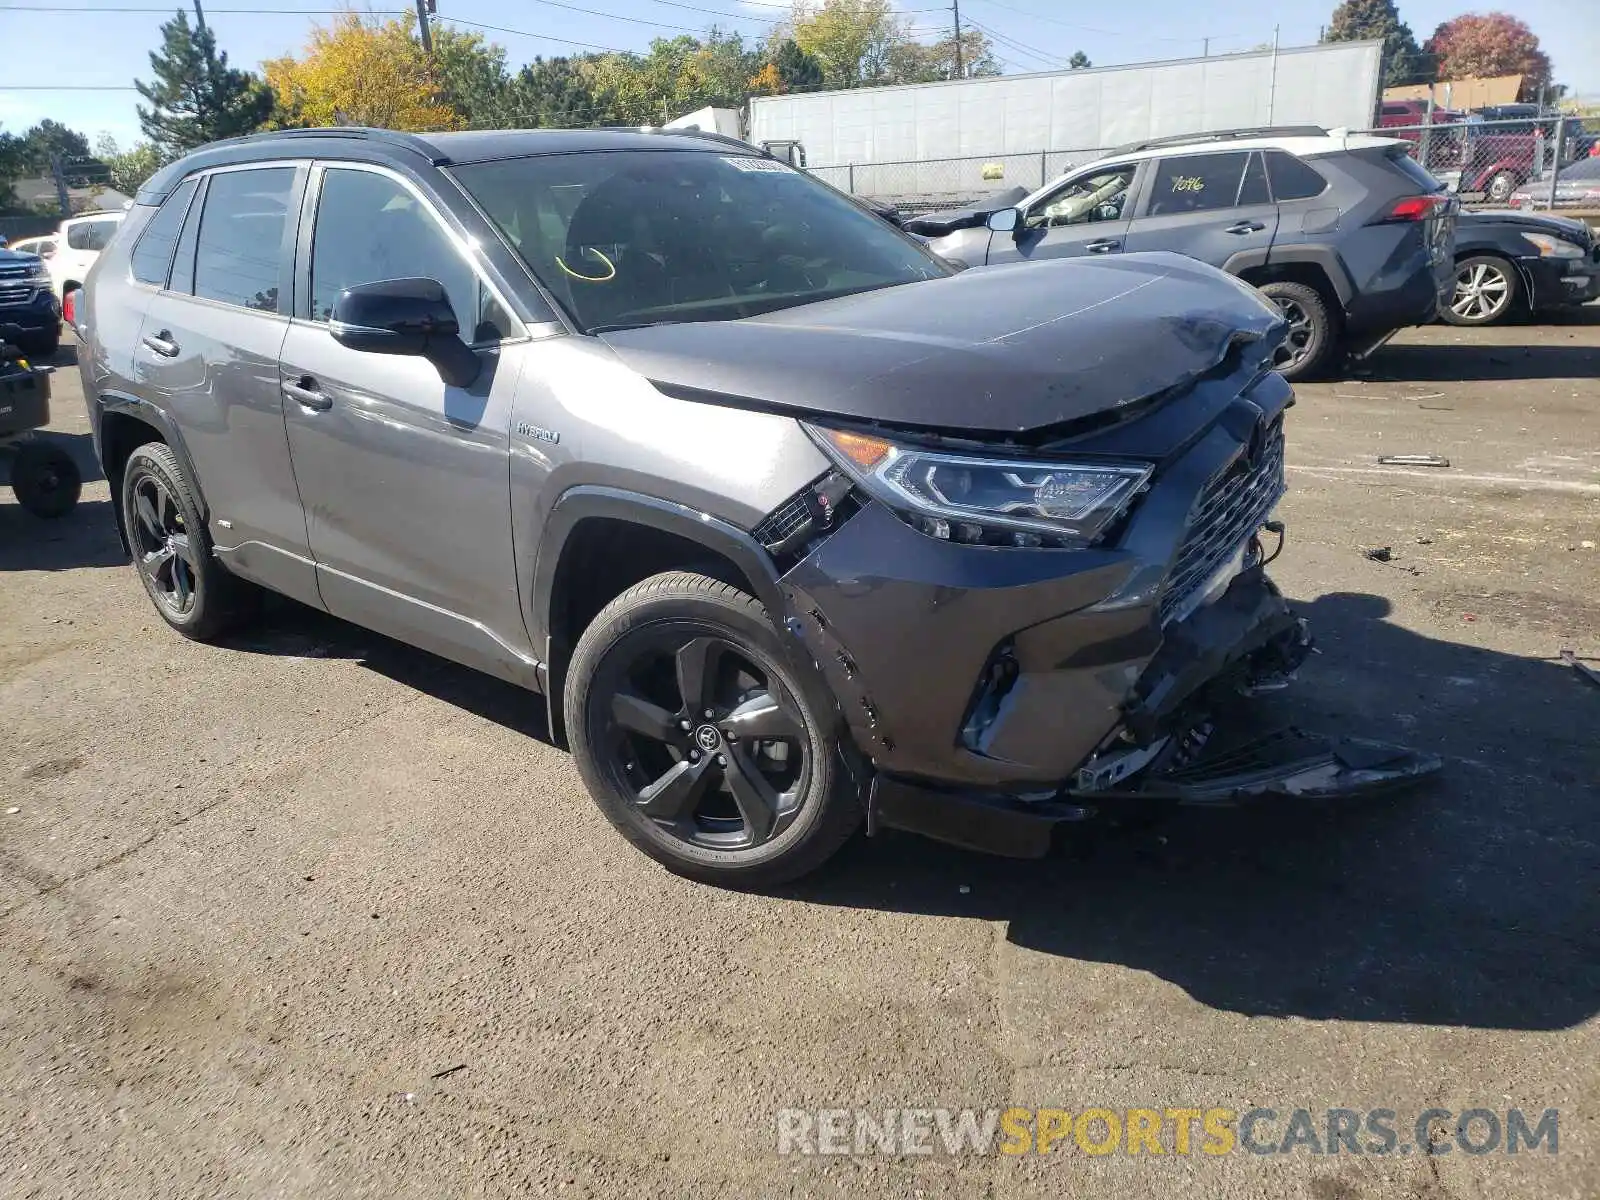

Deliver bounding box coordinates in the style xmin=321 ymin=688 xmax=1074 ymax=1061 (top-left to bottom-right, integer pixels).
xmin=193 ymin=167 xmax=295 ymax=313
xmin=130 ymin=178 xmax=198 ymax=287
xmin=1147 ymin=152 xmax=1249 ymax=215
xmin=1265 ymin=152 xmax=1329 ymax=201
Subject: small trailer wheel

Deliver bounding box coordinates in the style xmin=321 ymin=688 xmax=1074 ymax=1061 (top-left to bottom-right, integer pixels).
xmin=11 ymin=442 xmax=82 ymax=518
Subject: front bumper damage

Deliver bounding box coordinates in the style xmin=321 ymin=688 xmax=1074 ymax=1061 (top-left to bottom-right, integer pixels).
xmin=776 ymin=371 xmax=1441 ymax=859
xmin=863 ymin=567 xmax=1439 ymax=858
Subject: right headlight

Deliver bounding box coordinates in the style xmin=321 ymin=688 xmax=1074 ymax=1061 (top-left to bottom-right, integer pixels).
xmin=807 ymin=424 xmax=1152 ymax=548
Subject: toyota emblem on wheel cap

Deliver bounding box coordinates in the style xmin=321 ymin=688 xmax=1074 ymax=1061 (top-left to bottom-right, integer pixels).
xmin=695 ymin=725 xmax=720 ymax=751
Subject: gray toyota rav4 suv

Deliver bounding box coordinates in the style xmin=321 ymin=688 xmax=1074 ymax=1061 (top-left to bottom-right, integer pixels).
xmin=79 ymin=127 xmax=1436 ymax=887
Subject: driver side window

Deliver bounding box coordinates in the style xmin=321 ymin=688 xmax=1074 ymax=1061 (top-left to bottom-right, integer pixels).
xmin=1029 ymin=166 xmax=1136 ymax=228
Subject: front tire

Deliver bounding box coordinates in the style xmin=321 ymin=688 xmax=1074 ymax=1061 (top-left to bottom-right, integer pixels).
xmin=120 ymin=442 xmax=254 ymax=641
xmin=1442 ymin=255 xmax=1518 ymax=326
xmin=565 ymin=571 xmax=862 ymax=888
xmin=1257 ymin=281 xmax=1335 ymax=380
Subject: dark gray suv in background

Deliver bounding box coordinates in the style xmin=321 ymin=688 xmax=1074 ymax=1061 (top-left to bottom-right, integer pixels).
xmin=910 ymin=128 xmax=1458 ymax=380
xmin=77 ymin=127 xmax=1435 ymax=887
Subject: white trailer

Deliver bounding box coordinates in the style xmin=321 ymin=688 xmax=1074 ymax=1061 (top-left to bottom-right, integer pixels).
xmin=748 ymin=41 xmax=1384 ymax=204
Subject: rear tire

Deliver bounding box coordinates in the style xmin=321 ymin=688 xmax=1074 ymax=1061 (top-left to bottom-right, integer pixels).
xmin=1257 ymin=281 xmax=1334 ymax=380
xmin=11 ymin=442 xmax=80 ymax=518
xmin=1441 ymin=255 xmax=1518 ymax=326
xmin=565 ymin=571 xmax=862 ymax=888
xmin=120 ymin=442 xmax=256 ymax=641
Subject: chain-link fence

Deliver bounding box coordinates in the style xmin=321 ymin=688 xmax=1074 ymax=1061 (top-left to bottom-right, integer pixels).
xmin=810 ymin=115 xmax=1600 ymax=215
xmin=1358 ymin=114 xmax=1600 ymax=207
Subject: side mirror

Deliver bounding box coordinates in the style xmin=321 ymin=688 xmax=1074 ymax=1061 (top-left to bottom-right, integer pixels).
xmin=986 ymin=207 xmax=1020 ymax=233
xmin=330 ymin=277 xmax=481 ymax=388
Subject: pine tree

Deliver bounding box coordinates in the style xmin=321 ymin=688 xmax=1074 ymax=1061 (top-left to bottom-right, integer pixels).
xmin=1323 ymin=0 xmax=1431 ymax=88
xmin=1068 ymin=51 xmax=1092 ymax=69
xmin=774 ymin=39 xmax=824 ymax=94
xmin=136 ymin=9 xmax=274 ymax=156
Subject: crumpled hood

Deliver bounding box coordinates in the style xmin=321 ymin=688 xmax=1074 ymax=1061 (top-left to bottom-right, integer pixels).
xmin=599 ymin=253 xmax=1285 ymax=437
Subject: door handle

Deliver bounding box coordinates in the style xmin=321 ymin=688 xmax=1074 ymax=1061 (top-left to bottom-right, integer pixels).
xmin=1085 ymin=239 xmax=1120 ymax=253
xmin=282 ymin=377 xmax=332 ymax=412
xmin=141 ymin=330 xmax=180 ymax=357
xmin=1225 ymin=221 xmax=1267 ymax=235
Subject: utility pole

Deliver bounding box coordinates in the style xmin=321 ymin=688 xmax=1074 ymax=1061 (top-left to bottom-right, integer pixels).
xmin=952 ymin=0 xmax=964 ymax=80
xmin=193 ymin=0 xmax=205 ymax=29
xmin=1202 ymin=37 xmax=1209 ymax=58
xmin=414 ymin=0 xmax=434 ymax=53
xmin=50 ymin=154 xmax=71 ymax=220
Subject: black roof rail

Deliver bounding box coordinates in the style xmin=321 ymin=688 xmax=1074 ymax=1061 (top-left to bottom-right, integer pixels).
xmin=1109 ymin=125 xmax=1330 ymax=156
xmin=204 ymin=126 xmax=450 ymax=164
xmin=647 ymin=127 xmax=757 ymax=153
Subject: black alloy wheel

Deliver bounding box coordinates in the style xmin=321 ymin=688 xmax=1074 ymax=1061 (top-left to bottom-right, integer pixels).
xmin=1257 ymin=280 xmax=1333 ymax=381
xmin=565 ymin=572 xmax=862 ymax=887
xmin=129 ymin=471 xmax=199 ymax=618
xmin=120 ymin=441 xmax=255 ymax=640
xmin=600 ymin=629 xmax=810 ymax=850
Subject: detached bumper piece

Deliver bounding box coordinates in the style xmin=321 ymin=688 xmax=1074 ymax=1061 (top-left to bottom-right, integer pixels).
xmin=866 ymin=568 xmax=1442 ymax=860
xmin=1104 ymin=727 xmax=1443 ymax=805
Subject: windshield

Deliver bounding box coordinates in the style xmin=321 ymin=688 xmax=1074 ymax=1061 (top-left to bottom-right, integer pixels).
xmin=452 ymin=149 xmax=951 ymax=333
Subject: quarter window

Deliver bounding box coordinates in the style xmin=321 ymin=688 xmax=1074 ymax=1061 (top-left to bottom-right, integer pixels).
xmin=193 ymin=167 xmax=295 ymax=313
xmin=310 ymin=168 xmax=509 ymax=342
xmin=130 ymin=178 xmax=198 ymax=287
xmin=1265 ymin=152 xmax=1329 ymax=201
xmin=1147 ymin=152 xmax=1249 ymax=215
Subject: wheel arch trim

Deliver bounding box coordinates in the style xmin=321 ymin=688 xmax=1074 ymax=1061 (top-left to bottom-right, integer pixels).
xmin=94 ymin=391 xmax=208 ymax=551
xmin=1225 ymin=245 xmax=1354 ymax=308
xmin=530 ymin=486 xmax=786 ymax=653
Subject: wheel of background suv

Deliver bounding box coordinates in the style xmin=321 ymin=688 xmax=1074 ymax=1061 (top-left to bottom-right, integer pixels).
xmin=120 ymin=442 xmax=254 ymax=641
xmin=10 ymin=441 xmax=80 ymax=518
xmin=20 ymin=328 xmax=60 ymax=360
xmin=1442 ymin=255 xmax=1519 ymax=326
xmin=1485 ymin=170 xmax=1519 ymax=204
xmin=1257 ymin=281 xmax=1333 ymax=380
xmin=565 ymin=571 xmax=862 ymax=888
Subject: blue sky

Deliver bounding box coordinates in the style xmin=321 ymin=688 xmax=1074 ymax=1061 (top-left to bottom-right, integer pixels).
xmin=1 ymin=0 xmax=1595 ymax=151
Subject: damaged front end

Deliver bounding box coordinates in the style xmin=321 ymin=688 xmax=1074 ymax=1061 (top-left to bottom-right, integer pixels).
xmin=758 ymin=360 xmax=1441 ymax=860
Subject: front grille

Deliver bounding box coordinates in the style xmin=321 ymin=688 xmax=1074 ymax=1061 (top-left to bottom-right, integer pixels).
xmin=0 ymin=264 xmax=32 ymax=280
xmin=1159 ymin=427 xmax=1286 ymax=625
xmin=0 ymin=283 xmax=34 ymax=307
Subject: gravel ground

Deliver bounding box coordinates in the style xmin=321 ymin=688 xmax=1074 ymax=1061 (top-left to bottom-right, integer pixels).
xmin=2 ymin=314 xmax=1597 ymax=1200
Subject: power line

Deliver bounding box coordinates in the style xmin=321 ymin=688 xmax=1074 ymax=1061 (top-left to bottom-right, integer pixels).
xmin=442 ymin=16 xmax=633 ymax=55
xmin=963 ymin=17 xmax=1070 ymax=69
xmin=968 ymin=0 xmax=1235 ymax=45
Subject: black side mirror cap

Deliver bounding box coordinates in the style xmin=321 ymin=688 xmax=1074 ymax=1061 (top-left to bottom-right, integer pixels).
xmin=330 ymin=277 xmax=481 ymax=388
xmin=986 ymin=207 xmax=1021 ymax=233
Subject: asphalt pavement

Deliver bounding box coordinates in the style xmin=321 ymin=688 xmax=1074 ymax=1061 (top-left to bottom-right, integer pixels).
xmin=2 ymin=317 xmax=1597 ymax=1199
